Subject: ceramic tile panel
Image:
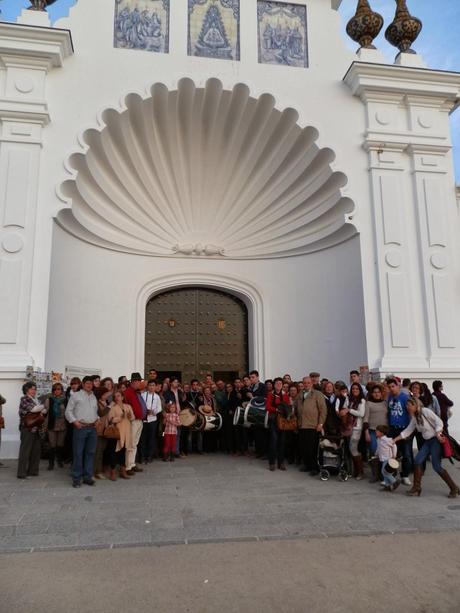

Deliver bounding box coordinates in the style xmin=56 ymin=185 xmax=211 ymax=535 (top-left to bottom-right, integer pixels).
xmin=114 ymin=0 xmax=170 ymax=54
xmin=188 ymin=0 xmax=240 ymax=61
xmin=257 ymin=1 xmax=308 ymax=68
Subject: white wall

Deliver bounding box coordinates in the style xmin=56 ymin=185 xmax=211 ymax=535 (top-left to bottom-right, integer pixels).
xmin=45 ymin=225 xmax=367 ymax=384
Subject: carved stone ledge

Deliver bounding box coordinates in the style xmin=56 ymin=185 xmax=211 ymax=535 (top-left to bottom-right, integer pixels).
xmin=172 ymin=244 xmax=226 ymax=257
xmin=0 ymin=22 xmax=73 ymax=70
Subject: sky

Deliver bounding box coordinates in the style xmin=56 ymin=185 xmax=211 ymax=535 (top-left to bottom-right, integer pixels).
xmin=1 ymin=0 xmax=459 ymax=179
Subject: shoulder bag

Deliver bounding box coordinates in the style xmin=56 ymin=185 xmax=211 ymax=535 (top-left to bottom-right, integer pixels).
xmin=22 ymin=411 xmax=45 ymax=430
xmin=276 ymin=403 xmax=298 ymax=432
xmin=103 ymin=422 xmax=120 ymax=440
xmin=95 ymin=420 xmax=105 ymax=437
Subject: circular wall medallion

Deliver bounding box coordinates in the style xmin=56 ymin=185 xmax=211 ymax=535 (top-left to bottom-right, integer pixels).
xmin=375 ymin=110 xmax=391 ymax=126
xmin=2 ymin=234 xmax=24 ymax=254
xmin=385 ymin=250 xmax=401 ymax=269
xmin=14 ymin=77 xmax=35 ymax=94
xmin=417 ymin=113 xmax=433 ymax=129
xmin=430 ymin=252 xmax=447 ymax=270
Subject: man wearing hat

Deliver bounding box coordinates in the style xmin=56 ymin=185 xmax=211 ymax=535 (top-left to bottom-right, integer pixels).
xmin=124 ymin=373 xmax=147 ymax=475
xmin=309 ymin=372 xmax=322 ymax=391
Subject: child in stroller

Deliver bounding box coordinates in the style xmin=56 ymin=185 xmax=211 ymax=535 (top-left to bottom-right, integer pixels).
xmin=318 ymin=435 xmax=349 ymax=481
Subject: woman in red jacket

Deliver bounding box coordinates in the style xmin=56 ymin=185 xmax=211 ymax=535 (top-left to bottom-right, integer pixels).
xmin=266 ymin=377 xmax=290 ymax=471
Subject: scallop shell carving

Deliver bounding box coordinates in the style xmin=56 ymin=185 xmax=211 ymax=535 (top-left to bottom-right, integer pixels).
xmin=57 ymin=78 xmax=355 ymax=259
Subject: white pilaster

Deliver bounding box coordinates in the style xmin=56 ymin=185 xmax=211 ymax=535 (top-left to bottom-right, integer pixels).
xmin=0 ymin=23 xmax=73 ymax=371
xmin=344 ymin=62 xmax=460 ymax=374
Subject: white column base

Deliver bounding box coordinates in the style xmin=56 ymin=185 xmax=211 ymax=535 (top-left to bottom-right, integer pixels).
xmin=0 ymin=376 xmax=23 ymax=459
xmin=394 ymin=52 xmax=426 ymax=68
xmin=17 ymin=8 xmax=51 ymax=27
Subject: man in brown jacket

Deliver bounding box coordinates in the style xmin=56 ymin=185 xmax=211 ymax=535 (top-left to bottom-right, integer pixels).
xmin=296 ymin=376 xmax=327 ymax=475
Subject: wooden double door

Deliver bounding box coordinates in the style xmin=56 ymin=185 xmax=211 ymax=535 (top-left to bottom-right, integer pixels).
xmin=145 ymin=288 xmax=248 ymax=383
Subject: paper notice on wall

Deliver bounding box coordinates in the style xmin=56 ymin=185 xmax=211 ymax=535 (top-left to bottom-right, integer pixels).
xmin=64 ymin=365 xmax=102 ymax=383
xmin=25 ymin=367 xmax=64 ymax=399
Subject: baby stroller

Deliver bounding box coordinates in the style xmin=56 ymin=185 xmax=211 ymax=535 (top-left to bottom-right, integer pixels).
xmin=317 ymin=435 xmax=349 ymax=482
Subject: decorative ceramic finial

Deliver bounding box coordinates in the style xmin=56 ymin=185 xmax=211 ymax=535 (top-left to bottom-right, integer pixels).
xmin=28 ymin=0 xmax=58 ymax=11
xmin=346 ymin=0 xmax=384 ymax=51
xmin=385 ymin=0 xmax=422 ymax=54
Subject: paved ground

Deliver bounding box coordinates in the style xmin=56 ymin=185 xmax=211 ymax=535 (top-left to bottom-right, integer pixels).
xmin=1 ymin=454 xmax=460 ymax=553
xmin=1 ymin=533 xmax=459 ymax=613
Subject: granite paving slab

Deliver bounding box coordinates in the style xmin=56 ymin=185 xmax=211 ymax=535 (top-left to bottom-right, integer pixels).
xmin=1 ymin=455 xmax=460 ymax=552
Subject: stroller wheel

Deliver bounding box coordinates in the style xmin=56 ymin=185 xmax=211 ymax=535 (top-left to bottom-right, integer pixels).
xmin=319 ymin=469 xmax=329 ymax=481
xmin=339 ymin=470 xmax=349 ymax=482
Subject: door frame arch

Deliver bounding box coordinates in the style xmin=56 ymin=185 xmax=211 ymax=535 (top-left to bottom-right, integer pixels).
xmin=135 ymin=271 xmax=267 ymax=377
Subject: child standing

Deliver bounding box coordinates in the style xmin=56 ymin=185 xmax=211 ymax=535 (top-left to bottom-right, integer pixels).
xmin=163 ymin=402 xmax=181 ymax=462
xmin=376 ymin=424 xmax=400 ymax=491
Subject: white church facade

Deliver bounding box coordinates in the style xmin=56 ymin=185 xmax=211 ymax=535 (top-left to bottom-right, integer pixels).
xmin=1 ymin=0 xmax=460 ymax=456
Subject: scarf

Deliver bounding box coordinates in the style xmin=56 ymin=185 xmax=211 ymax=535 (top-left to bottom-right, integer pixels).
xmin=50 ymin=395 xmax=64 ymax=418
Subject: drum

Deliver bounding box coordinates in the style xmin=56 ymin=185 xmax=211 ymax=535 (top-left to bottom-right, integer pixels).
xmin=386 ymin=458 xmax=400 ymax=475
xmin=233 ymin=406 xmax=245 ymax=427
xmin=203 ymin=413 xmax=223 ymax=432
xmin=244 ymin=402 xmax=268 ymax=429
xmin=191 ymin=412 xmax=206 ymax=432
xmin=179 ymin=408 xmax=196 ymax=428
xmin=198 ymin=404 xmax=215 ymax=416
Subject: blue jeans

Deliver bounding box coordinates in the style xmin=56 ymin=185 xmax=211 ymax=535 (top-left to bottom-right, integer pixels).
xmin=382 ymin=460 xmax=397 ymax=487
xmin=389 ymin=426 xmax=413 ymax=477
xmin=368 ymin=430 xmax=378 ymax=456
xmin=72 ymin=426 xmax=97 ymax=483
xmin=415 ymin=437 xmax=443 ymax=474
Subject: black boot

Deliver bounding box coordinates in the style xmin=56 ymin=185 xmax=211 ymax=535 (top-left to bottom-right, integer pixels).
xmin=369 ymin=457 xmax=380 ymax=483
xmin=47 ymin=449 xmax=55 ymax=471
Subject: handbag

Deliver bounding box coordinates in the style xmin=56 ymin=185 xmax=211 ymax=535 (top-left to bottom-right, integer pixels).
xmin=447 ymin=434 xmax=460 ymax=461
xmin=276 ymin=413 xmax=298 ymax=432
xmin=22 ymin=411 xmax=45 ymax=429
xmin=95 ymin=420 xmax=105 ymax=437
xmin=103 ymin=423 xmax=120 ymax=439
xmin=442 ymin=436 xmax=453 ymax=459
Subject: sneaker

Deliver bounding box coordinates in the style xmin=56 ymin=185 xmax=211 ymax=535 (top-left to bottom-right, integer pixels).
xmin=72 ymin=481 xmax=81 ymax=488
xmin=83 ymin=478 xmax=95 ymax=486
xmin=402 ymin=477 xmax=412 ymax=486
xmin=380 ymin=481 xmax=385 ymax=486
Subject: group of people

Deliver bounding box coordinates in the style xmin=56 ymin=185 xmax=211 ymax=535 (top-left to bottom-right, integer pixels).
xmin=11 ymin=367 xmax=460 ymax=498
